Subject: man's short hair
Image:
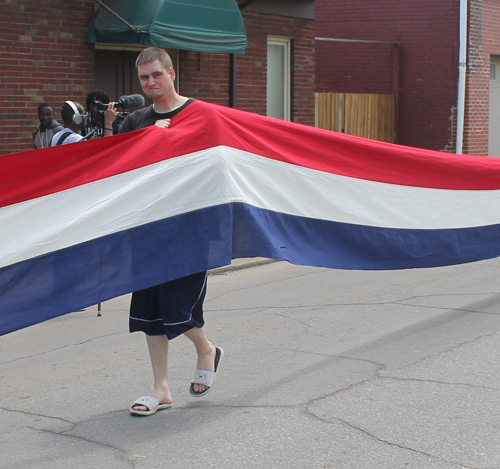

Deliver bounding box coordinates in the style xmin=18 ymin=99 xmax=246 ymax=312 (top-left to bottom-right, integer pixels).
xmin=38 ymin=102 xmax=54 ymax=114
xmin=136 ymin=47 xmax=173 ymax=71
xmin=61 ymin=101 xmax=83 ymax=125
xmin=86 ymin=89 xmax=111 ymax=111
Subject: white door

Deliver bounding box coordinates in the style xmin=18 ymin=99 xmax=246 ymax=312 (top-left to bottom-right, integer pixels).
xmin=488 ymin=56 xmax=500 ymax=156
xmin=267 ymin=37 xmax=290 ymax=120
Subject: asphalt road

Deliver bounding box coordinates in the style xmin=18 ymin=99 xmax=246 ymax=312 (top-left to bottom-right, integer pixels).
xmin=1 ymin=258 xmax=500 ymax=468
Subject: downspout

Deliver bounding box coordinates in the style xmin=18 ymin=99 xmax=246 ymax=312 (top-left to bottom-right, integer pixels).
xmin=229 ymin=54 xmax=237 ymax=108
xmin=456 ymin=0 xmax=468 ymax=154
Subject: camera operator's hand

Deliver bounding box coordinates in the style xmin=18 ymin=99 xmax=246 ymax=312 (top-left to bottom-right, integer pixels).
xmin=155 ymin=119 xmax=171 ymax=129
xmin=103 ymin=103 xmax=118 ymax=136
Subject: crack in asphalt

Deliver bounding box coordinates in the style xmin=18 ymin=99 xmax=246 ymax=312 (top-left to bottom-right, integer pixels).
xmin=380 ymin=328 xmax=500 ymax=372
xmin=1 ymin=407 xmax=136 ymax=468
xmin=319 ymin=415 xmax=484 ymax=469
xmin=0 ymin=407 xmax=77 ymax=425
xmin=205 ymin=296 xmax=500 ymax=315
xmin=378 ymin=375 xmax=499 ymax=391
xmin=29 ymin=426 xmax=136 ymax=468
xmin=393 ymin=294 xmax=500 ymax=316
xmin=0 ymin=330 xmax=126 ymax=365
xmin=303 ymin=378 xmax=496 ymax=469
xmin=289 ymin=337 xmax=500 ymax=468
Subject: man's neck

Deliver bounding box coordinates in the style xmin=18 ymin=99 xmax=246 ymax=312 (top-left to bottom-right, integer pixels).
xmin=153 ymin=94 xmax=188 ymax=113
xmin=65 ymin=123 xmax=80 ymax=133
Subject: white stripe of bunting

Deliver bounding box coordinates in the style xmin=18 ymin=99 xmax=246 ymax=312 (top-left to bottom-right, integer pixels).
xmin=2 ymin=145 xmax=500 ymax=269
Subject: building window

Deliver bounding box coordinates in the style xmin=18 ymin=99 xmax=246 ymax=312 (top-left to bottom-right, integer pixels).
xmin=267 ymin=37 xmax=291 ymax=121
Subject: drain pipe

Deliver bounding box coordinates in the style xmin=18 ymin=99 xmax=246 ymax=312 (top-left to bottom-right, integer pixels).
xmin=456 ymin=0 xmax=468 ymax=154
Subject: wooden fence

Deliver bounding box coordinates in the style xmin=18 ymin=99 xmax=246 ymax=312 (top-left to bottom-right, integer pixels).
xmin=315 ymin=93 xmax=395 ymax=143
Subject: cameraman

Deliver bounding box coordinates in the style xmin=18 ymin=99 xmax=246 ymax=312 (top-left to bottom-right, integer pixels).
xmin=85 ymin=89 xmax=119 ymax=139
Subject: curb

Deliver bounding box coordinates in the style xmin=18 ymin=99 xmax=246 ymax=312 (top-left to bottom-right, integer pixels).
xmin=209 ymin=258 xmax=277 ymax=275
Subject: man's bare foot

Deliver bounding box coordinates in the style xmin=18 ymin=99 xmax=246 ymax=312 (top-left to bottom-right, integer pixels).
xmin=191 ymin=342 xmax=216 ymax=394
xmin=190 ymin=344 xmax=224 ymax=397
xmin=131 ymin=391 xmax=172 ymax=413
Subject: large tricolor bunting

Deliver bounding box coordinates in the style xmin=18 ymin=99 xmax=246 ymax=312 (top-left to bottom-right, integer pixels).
xmin=2 ymin=100 xmax=500 ymax=335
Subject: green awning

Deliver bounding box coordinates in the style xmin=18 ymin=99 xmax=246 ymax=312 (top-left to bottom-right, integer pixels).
xmin=85 ymin=0 xmax=247 ymax=54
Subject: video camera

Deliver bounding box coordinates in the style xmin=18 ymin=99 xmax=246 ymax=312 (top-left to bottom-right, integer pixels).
xmin=91 ymin=94 xmax=145 ymax=127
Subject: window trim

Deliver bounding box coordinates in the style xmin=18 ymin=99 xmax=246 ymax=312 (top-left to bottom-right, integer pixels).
xmin=267 ymin=36 xmax=291 ymax=121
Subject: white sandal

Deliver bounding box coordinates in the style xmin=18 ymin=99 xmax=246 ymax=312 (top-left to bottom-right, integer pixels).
xmin=129 ymin=395 xmax=172 ymax=416
xmin=189 ymin=346 xmax=224 ymax=397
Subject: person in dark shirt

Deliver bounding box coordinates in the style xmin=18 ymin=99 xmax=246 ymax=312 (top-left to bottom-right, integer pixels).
xmin=32 ymin=102 xmax=63 ymax=149
xmin=120 ymin=47 xmax=223 ymax=417
xmin=85 ymin=89 xmax=118 ymax=139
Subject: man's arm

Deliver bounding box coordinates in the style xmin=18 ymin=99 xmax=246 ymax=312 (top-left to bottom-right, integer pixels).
xmin=120 ymin=107 xmax=162 ymax=133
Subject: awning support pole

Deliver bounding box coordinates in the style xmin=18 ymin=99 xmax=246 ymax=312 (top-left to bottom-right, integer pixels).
xmin=94 ymin=0 xmax=138 ymax=33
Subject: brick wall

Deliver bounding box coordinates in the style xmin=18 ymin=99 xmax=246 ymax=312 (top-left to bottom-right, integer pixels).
xmin=315 ymin=0 xmax=460 ymax=151
xmin=180 ymin=11 xmax=315 ymax=125
xmin=0 ymin=5 xmax=315 ymax=155
xmin=463 ymin=0 xmax=500 ymax=156
xmin=178 ymin=51 xmax=232 ymax=106
xmin=315 ymin=42 xmax=395 ymax=95
xmin=0 ymin=0 xmax=96 ymax=155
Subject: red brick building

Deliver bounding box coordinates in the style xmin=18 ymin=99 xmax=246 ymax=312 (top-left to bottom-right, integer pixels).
xmin=315 ymin=0 xmax=500 ymax=156
xmin=0 ymin=0 xmax=315 ymax=155
xmin=466 ymin=0 xmax=500 ymax=156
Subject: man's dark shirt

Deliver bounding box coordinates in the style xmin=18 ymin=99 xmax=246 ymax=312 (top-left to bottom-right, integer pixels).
xmin=119 ymin=99 xmax=194 ymax=134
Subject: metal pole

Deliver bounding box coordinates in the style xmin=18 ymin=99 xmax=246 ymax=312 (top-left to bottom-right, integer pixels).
xmin=456 ymin=0 xmax=468 ymax=154
xmin=93 ymin=0 xmax=138 ymax=33
xmin=315 ymin=37 xmax=399 ymax=45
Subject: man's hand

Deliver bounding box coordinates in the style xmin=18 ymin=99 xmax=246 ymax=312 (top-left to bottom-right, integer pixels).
xmin=103 ymin=103 xmax=118 ymax=136
xmin=104 ymin=103 xmax=118 ymax=125
xmin=155 ymin=119 xmax=171 ymax=128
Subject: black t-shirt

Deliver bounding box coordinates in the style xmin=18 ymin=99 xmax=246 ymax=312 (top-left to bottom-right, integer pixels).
xmin=119 ymin=98 xmax=195 ymax=133
xmin=84 ymin=117 xmax=120 ymax=139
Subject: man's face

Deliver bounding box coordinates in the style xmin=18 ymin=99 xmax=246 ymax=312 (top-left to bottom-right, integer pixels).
xmin=138 ymin=59 xmax=175 ymax=102
xmin=38 ymin=106 xmax=54 ymax=130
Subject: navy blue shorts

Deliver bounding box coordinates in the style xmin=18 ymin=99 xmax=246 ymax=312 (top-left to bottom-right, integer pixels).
xmin=129 ymin=271 xmax=207 ymax=339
